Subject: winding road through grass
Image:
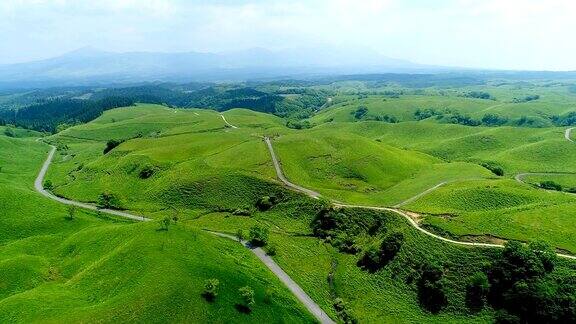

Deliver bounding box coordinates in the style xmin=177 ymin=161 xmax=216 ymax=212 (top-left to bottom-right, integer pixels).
xmin=566 ymin=127 xmax=574 ymax=142
xmin=264 ymin=136 xmax=576 ymax=260
xmin=34 ymin=140 xmax=334 ymax=324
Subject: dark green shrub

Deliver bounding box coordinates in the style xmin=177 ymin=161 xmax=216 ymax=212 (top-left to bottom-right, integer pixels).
xmin=139 ymin=165 xmax=155 ymax=179
xmin=466 ymin=272 xmax=490 ymax=310
xmin=417 ymin=261 xmax=448 ymax=313
xmin=103 ymin=139 xmax=123 ymax=154
xmin=249 ymin=225 xmax=269 ymax=247
xmin=97 ymin=192 xmax=120 ymax=209
xmin=538 ymin=180 xmax=562 ymax=191
xmin=202 ymin=278 xmax=220 ymax=302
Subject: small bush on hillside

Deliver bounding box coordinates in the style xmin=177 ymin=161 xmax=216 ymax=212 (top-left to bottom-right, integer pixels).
xmin=232 ymin=208 xmax=252 ymax=216
xmin=417 ymin=261 xmax=448 ymax=313
xmin=333 ymin=298 xmax=358 ymax=324
xmin=256 ymin=195 xmax=275 ymax=211
xmin=202 ymin=278 xmax=220 ymax=302
xmin=236 ymin=229 xmax=245 ymax=242
xmin=265 ymin=243 xmax=277 ymax=256
xmin=43 ymin=180 xmax=54 ymax=190
xmin=237 ymin=286 xmax=255 ymax=312
xmin=538 ymin=180 xmax=562 ymax=191
xmin=466 ymin=272 xmax=490 ymax=311
xmin=161 ymin=216 xmax=171 ymax=231
xmin=103 ymin=139 xmax=123 ymax=154
xmin=482 ymin=114 xmax=509 ymax=126
xmin=139 ymin=165 xmax=156 ymax=179
xmin=249 ymin=225 xmax=269 ymax=247
xmin=66 ymin=205 xmax=77 ymax=221
xmin=352 ymin=106 xmax=368 ymax=120
xmin=481 ymin=162 xmax=505 ymax=176
xmin=3 ymin=127 xmax=15 ymax=137
xmin=358 ymin=232 xmax=404 ymax=272
xmin=286 ymin=119 xmax=312 ymax=129
xmin=97 ymin=192 xmax=120 ymax=209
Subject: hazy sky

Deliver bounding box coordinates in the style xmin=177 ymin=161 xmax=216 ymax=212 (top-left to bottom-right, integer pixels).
xmin=1 ymin=0 xmax=575 ymax=70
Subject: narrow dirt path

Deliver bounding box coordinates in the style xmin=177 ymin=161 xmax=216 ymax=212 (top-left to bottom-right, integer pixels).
xmin=263 ymin=137 xmax=576 ymax=260
xmin=393 ymin=182 xmax=447 ymax=208
xmin=206 ymin=231 xmax=335 ymax=324
xmin=220 ymin=113 xmax=238 ymax=129
xmin=566 ymin=127 xmax=574 ymax=142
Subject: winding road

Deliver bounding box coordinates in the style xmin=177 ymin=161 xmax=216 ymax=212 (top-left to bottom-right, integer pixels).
xmin=207 ymin=231 xmax=334 ymax=324
xmin=34 ymin=135 xmax=333 ymax=323
xmin=220 ymin=113 xmax=238 ymax=129
xmin=35 ymin=144 xmax=151 ymax=222
xmin=566 ymin=127 xmax=574 ymax=142
xmin=263 ymin=136 xmax=576 ymax=260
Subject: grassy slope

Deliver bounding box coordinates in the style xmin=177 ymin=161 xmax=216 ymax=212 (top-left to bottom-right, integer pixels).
xmin=46 ymin=105 xmax=288 ymax=217
xmin=0 ymin=130 xmax=315 ymax=323
xmin=191 ymin=201 xmax=499 ymax=323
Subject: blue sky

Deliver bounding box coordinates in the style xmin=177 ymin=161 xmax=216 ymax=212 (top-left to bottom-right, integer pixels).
xmin=1 ymin=0 xmax=575 ymax=70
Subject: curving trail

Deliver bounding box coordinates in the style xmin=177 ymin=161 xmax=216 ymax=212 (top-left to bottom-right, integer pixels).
xmin=393 ymin=182 xmax=447 ymax=208
xmin=220 ymin=113 xmax=238 ymax=129
xmin=35 ymin=144 xmax=151 ymax=222
xmin=35 ymin=141 xmax=332 ymax=323
xmin=207 ymin=231 xmax=335 ymax=324
xmin=264 ymin=137 xmax=321 ymax=199
xmin=566 ymin=127 xmax=574 ymax=142
xmin=263 ymin=136 xmax=576 ymax=260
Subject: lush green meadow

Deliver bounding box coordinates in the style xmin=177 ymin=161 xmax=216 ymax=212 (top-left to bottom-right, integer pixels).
xmin=7 ymin=77 xmax=576 ymax=323
xmin=0 ymin=129 xmax=315 ymax=323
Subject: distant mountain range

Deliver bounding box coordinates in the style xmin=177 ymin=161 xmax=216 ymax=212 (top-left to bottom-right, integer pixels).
xmin=0 ymin=47 xmax=447 ymax=89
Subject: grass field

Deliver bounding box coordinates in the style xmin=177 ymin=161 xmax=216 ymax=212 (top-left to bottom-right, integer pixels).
xmin=0 ymin=129 xmax=316 ymax=323
xmin=3 ymin=93 xmax=575 ymax=322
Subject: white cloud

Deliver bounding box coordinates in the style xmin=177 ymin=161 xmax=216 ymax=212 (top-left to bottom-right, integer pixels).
xmin=0 ymin=0 xmax=575 ymax=70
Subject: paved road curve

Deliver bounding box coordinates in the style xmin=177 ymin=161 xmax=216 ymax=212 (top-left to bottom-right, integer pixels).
xmin=220 ymin=113 xmax=238 ymax=129
xmin=35 ymin=141 xmax=334 ymax=323
xmin=264 ymin=137 xmax=321 ymax=199
xmin=566 ymin=127 xmax=574 ymax=142
xmin=263 ymin=137 xmax=576 ymax=260
xmin=35 ymin=144 xmax=151 ymax=221
xmin=207 ymin=231 xmax=335 ymax=324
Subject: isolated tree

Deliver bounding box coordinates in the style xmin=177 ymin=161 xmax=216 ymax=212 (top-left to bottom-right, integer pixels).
xmin=66 ymin=205 xmax=77 ymax=221
xmin=202 ymin=278 xmax=220 ymax=302
xmin=379 ymin=232 xmax=404 ymax=263
xmin=417 ymin=261 xmax=448 ymax=313
xmin=43 ymin=180 xmax=53 ymax=190
xmin=239 ymin=286 xmax=255 ymax=308
xmin=97 ymin=192 xmax=120 ymax=209
xmin=161 ymin=216 xmax=171 ymax=231
xmin=466 ymin=272 xmax=490 ymax=310
xmin=353 ymin=106 xmax=368 ymax=120
xmin=249 ymin=225 xmax=269 ymax=247
xmin=333 ymin=298 xmax=357 ymax=324
xmin=236 ymin=229 xmax=245 ymax=242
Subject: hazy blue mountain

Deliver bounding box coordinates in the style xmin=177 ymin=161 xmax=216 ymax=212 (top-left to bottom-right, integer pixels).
xmin=0 ymin=46 xmax=443 ymax=88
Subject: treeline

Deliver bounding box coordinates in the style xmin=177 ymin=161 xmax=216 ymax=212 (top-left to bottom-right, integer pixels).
xmin=311 ymin=207 xmax=576 ymax=322
xmin=93 ymin=85 xmax=329 ymax=119
xmin=0 ymin=97 xmax=134 ymax=133
xmin=414 ymin=108 xmax=576 ymax=127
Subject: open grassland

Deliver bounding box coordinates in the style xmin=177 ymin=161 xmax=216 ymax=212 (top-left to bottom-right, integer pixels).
xmin=189 ymin=197 xmax=500 ymax=323
xmin=405 ymin=179 xmax=576 ymax=253
xmin=48 ymin=103 xmax=576 ymax=254
xmin=45 ymin=104 xmax=291 ymax=218
xmin=0 ymin=131 xmax=315 ymax=323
